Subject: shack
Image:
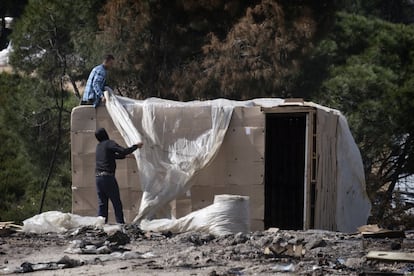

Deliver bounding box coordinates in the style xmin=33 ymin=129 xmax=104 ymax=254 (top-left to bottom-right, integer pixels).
xmin=71 ymin=97 xmax=371 ymax=232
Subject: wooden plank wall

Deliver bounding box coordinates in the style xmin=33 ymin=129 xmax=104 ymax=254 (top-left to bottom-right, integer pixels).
xmin=314 ymin=109 xmax=338 ymax=230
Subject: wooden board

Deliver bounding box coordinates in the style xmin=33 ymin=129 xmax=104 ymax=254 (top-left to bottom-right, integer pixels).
xmin=366 ymin=251 xmax=414 ymax=262
xmin=314 ymin=109 xmax=338 ymax=231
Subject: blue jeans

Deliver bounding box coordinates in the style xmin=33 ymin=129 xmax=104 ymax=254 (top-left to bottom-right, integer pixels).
xmin=96 ymin=175 xmax=125 ymax=224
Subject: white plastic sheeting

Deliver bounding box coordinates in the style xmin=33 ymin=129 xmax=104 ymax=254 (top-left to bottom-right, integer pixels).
xmin=0 ymin=42 xmax=11 ymax=66
xmin=103 ymin=91 xmax=371 ymax=232
xmin=336 ymin=115 xmax=371 ymax=232
xmin=22 ymin=211 xmax=105 ymax=234
xmin=140 ymin=195 xmax=250 ymax=236
xmin=104 ymin=90 xmax=235 ymax=222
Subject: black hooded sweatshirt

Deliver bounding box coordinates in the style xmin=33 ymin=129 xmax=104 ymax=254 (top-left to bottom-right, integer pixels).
xmin=95 ymin=128 xmax=138 ymax=174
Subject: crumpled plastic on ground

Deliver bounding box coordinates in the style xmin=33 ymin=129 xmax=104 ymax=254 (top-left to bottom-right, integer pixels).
xmin=139 ymin=194 xmax=250 ymax=236
xmin=22 ymin=211 xmax=105 ymax=234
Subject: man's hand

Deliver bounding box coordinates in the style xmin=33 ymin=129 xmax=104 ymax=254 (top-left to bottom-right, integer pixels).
xmin=101 ymin=96 xmax=106 ymax=103
xmin=136 ymin=142 xmax=144 ymax=148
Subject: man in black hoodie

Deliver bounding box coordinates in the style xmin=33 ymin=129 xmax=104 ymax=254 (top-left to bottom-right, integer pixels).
xmin=94 ymin=128 xmax=143 ymax=224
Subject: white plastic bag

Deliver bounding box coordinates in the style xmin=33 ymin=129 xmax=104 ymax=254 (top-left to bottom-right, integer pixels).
xmin=22 ymin=211 xmax=105 ymax=234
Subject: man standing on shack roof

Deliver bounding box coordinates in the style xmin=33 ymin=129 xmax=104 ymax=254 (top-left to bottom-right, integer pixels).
xmin=81 ymin=54 xmax=115 ymax=107
xmin=95 ymin=127 xmax=143 ymax=224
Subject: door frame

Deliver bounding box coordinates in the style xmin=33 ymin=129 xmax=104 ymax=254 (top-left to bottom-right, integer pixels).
xmin=261 ymin=106 xmax=317 ymax=229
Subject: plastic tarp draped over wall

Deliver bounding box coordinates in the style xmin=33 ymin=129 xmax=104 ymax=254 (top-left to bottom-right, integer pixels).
xmin=103 ymin=91 xmax=371 ymax=232
xmin=104 ymin=91 xmax=235 ymax=222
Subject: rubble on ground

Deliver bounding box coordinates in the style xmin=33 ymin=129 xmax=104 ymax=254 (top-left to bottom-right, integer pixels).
xmin=0 ymin=226 xmax=413 ymax=275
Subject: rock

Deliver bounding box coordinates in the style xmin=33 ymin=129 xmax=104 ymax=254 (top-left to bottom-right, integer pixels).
xmin=259 ymin=236 xmax=274 ymax=247
xmin=288 ymin=237 xmax=304 ymax=245
xmin=57 ymin=255 xmax=83 ymax=268
xmin=234 ymin=232 xmax=248 ymax=244
xmin=271 ymin=263 xmax=295 ymax=272
xmin=188 ymin=233 xmax=203 ymax=246
xmin=344 ymin=257 xmax=363 ymax=269
xmin=96 ymin=245 xmax=112 ymax=254
xmin=20 ymin=262 xmax=34 ymax=273
xmin=200 ymin=233 xmax=216 ymax=244
xmin=306 ymin=238 xmax=327 ymax=250
xmin=266 ymin=227 xmax=280 ymax=233
xmin=391 ymin=241 xmax=401 ymax=250
xmin=162 ymin=231 xmax=173 ymax=238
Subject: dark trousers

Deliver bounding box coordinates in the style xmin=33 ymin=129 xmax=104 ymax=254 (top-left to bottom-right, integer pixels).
xmin=96 ymin=175 xmax=125 ymax=224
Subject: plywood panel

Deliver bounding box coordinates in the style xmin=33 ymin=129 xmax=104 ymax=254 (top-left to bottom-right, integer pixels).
xmin=71 ymin=131 xmax=97 ymax=155
xmin=227 ymin=161 xmax=264 ymax=185
xmin=71 ymin=106 xmax=96 ymax=131
xmin=73 ymin=209 xmax=96 ymax=218
xmin=72 ymin=153 xmax=95 ymax=188
xmin=231 ymin=107 xmax=265 ymax=127
xmin=72 ymin=187 xmax=97 ymax=211
xmin=251 ymin=219 xmax=265 ymax=231
xmin=120 ymin=189 xmax=142 ymax=211
xmin=171 ymin=198 xmax=192 ymax=218
xmin=226 ymin=127 xmax=265 ymax=149
xmin=191 ymin=149 xmax=227 ymax=187
xmin=115 ymin=169 xmax=140 ymax=190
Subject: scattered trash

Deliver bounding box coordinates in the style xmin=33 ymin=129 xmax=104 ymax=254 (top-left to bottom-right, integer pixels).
xmin=336 ymin=258 xmax=346 ymax=265
xmin=271 ymin=263 xmax=295 ymax=272
xmin=183 ymin=232 xmax=216 ymax=246
xmin=13 ymin=256 xmax=83 ymax=273
xmin=1 ymin=226 xmax=413 ymax=275
xmin=103 ymin=224 xmax=123 ymax=235
xmin=344 ymin=257 xmax=363 ymax=269
xmin=265 ymin=228 xmax=279 ymax=233
xmin=264 ymin=243 xmax=305 ymax=258
xmin=0 ymin=222 xmax=22 ymax=237
xmin=65 ymin=230 xmax=130 ymax=255
xmin=106 ymin=230 xmax=130 ymax=246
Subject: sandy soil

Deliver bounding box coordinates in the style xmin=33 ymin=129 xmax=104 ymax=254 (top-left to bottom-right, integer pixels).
xmin=0 ymin=227 xmax=413 ymax=275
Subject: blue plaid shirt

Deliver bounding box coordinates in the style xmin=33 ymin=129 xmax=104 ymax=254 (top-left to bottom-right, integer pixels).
xmin=82 ymin=64 xmax=107 ymax=107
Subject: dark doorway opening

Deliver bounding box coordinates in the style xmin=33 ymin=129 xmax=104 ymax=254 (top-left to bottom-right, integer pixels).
xmin=265 ymin=113 xmax=307 ymax=230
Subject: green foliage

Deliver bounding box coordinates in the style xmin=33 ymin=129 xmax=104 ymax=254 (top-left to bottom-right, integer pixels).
xmin=1 ymin=0 xmax=99 ymax=220
xmin=0 ymin=73 xmax=73 ymax=221
xmin=97 ymin=0 xmax=336 ymax=100
xmin=10 ymin=0 xmax=104 ymax=81
xmin=301 ymin=13 xmax=414 ymax=224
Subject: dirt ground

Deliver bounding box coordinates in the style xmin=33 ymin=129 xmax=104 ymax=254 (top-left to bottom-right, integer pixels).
xmin=0 ymin=226 xmax=413 ymax=275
